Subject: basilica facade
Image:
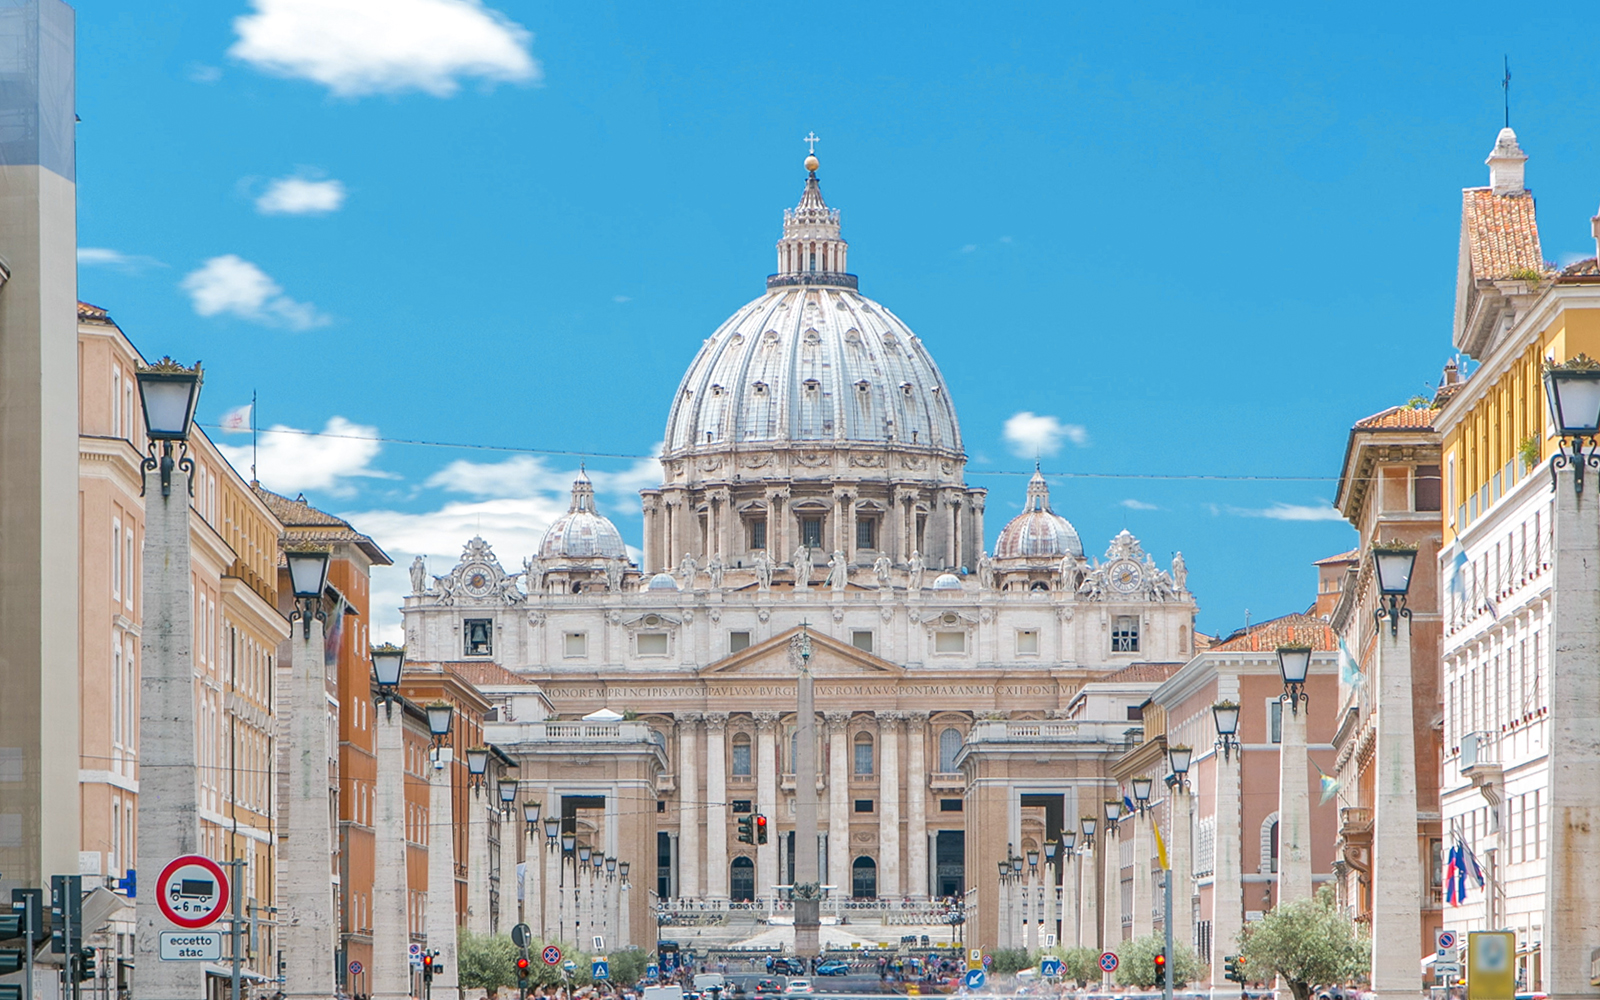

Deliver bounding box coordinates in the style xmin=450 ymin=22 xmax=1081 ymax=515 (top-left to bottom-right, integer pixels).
xmin=402 ymin=155 xmax=1201 ymax=950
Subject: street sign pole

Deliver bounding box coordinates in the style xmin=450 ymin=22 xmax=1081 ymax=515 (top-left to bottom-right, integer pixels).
xmin=22 ymin=886 xmax=34 ymax=1000
xmin=226 ymin=859 xmax=243 ymax=1000
xmin=1162 ymin=868 xmax=1174 ymax=1000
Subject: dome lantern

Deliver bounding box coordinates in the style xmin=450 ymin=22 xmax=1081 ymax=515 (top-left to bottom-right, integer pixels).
xmin=994 ymin=468 xmax=1083 ymax=562
xmin=539 ymin=471 xmax=628 ymax=562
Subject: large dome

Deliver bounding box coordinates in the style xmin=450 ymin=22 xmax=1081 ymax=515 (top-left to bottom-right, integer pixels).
xmin=539 ymin=472 xmax=627 ymax=561
xmin=994 ymin=469 xmax=1083 ymax=561
xmin=663 ymin=160 xmax=962 ymax=460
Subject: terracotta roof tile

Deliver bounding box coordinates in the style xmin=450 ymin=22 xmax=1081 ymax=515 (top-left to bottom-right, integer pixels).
xmin=1097 ymin=662 xmax=1182 ymax=684
xmin=1212 ymin=612 xmax=1336 ymax=652
xmin=1462 ymin=188 xmax=1545 ymax=281
xmin=446 ymin=661 xmax=532 ymax=688
xmin=1353 ymin=405 xmax=1438 ymax=430
xmin=78 ymin=301 xmax=110 ymax=322
xmin=1561 ymin=257 xmax=1600 ymax=277
xmin=1313 ymin=549 xmax=1359 ymax=566
xmin=251 ymin=484 xmax=392 ymax=565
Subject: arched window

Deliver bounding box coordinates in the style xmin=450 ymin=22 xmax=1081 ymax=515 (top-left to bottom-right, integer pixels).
xmin=789 ymin=729 xmax=798 ymax=773
xmin=852 ymin=855 xmax=877 ymax=899
xmin=853 ymin=732 xmax=874 ymax=775
xmin=731 ymin=857 xmax=755 ymax=902
xmin=938 ymin=728 xmax=963 ymax=772
xmin=731 ymin=733 xmax=752 ymax=777
xmin=1270 ymin=821 xmax=1280 ymax=874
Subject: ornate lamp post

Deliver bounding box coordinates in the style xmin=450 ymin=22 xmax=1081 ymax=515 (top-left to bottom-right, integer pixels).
xmin=498 ymin=776 xmax=519 ymax=817
xmin=1209 ymin=702 xmax=1244 ymax=996
xmin=369 ymin=644 xmax=411 ymax=1000
xmin=1275 ymin=645 xmax=1314 ymax=904
xmin=1163 ymin=745 xmax=1193 ymax=959
xmin=1078 ymin=816 xmax=1098 ymax=950
xmin=135 ymin=358 xmax=202 ymax=497
xmin=1543 ymin=353 xmax=1600 ymax=493
xmin=372 ymin=642 xmax=405 ymax=718
xmin=465 ymin=747 xmax=490 ymax=794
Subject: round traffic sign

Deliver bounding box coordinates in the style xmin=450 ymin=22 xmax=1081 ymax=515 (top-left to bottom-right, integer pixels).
xmin=543 ymin=945 xmax=563 ymax=966
xmin=349 ymin=961 xmax=364 ymax=976
xmin=1099 ymin=952 xmax=1119 ymax=973
xmin=1438 ymin=931 xmax=1457 ymax=951
xmin=963 ymin=970 xmax=986 ymax=990
xmin=512 ymin=923 xmax=533 ymax=949
xmin=156 ymin=854 xmax=230 ymax=929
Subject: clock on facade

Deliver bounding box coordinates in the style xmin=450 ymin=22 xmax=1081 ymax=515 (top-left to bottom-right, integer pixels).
xmin=1108 ymin=559 xmax=1143 ymax=594
xmin=462 ymin=565 xmax=495 ymax=598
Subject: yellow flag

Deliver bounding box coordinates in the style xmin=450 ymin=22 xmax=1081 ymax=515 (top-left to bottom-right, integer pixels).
xmin=1153 ymin=817 xmax=1170 ymax=871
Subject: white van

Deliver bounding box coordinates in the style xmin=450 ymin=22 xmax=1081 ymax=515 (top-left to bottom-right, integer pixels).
xmin=645 ymin=986 xmax=685 ymax=1000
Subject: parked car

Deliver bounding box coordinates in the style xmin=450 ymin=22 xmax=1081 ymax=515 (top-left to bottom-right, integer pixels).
xmin=753 ymin=979 xmax=785 ymax=996
xmin=772 ymin=959 xmax=807 ymax=976
xmin=814 ymin=961 xmax=850 ymax=977
xmin=784 ymin=980 xmax=814 ymax=994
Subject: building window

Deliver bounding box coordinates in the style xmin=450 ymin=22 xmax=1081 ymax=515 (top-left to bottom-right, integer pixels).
xmin=802 ymin=517 xmax=823 ymax=549
xmin=850 ymin=630 xmax=874 ymax=653
xmin=112 ymin=520 xmax=122 ymax=601
xmin=851 ymin=855 xmax=877 ymax=899
xmin=854 ymin=799 xmax=874 ymax=813
xmin=750 ymin=520 xmax=767 ymax=550
xmin=939 ymin=798 xmax=964 ymax=812
xmin=1016 ymin=629 xmax=1038 ymax=655
xmin=729 ymin=631 xmax=751 ymax=654
xmin=853 ymin=733 xmax=874 ymax=775
xmin=856 ymin=518 xmax=876 ymax=550
xmin=464 ymin=619 xmax=492 ymax=656
xmin=935 ymin=631 xmax=965 ymax=654
xmin=1112 ymin=615 xmax=1139 ymax=653
xmin=732 ymin=736 xmax=752 ymax=777
xmin=637 ymin=633 xmax=669 ymax=656
xmin=731 ymin=799 xmax=752 ymax=813
xmin=1415 ymin=464 xmax=1442 ymax=512
xmin=1270 ymin=699 xmax=1282 ymax=744
xmin=657 ymin=800 xmax=666 ymax=813
xmin=938 ymin=728 xmax=962 ymax=771
xmin=564 ymin=632 xmax=587 ymax=657
xmin=1127 ymin=704 xmax=1144 ymax=721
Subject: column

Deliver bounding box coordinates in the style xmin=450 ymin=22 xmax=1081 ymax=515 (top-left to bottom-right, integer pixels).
xmin=1025 ymin=868 xmax=1039 ymax=952
xmin=952 ymin=496 xmax=964 ymax=569
xmin=677 ymin=713 xmax=702 ymax=898
xmin=755 ymin=712 xmax=780 ymax=898
xmin=526 ymin=826 xmax=546 ymax=943
xmin=1078 ymin=843 xmax=1098 ymax=950
xmin=969 ymin=493 xmax=986 ymax=571
xmin=1210 ymin=748 xmax=1244 ymax=999
xmin=826 ymin=713 xmax=851 ymax=894
xmin=1369 ymin=612 xmax=1424 ymax=1000
xmin=1061 ymin=853 xmax=1080 ymax=951
xmin=845 ymin=495 xmax=858 ymax=564
xmin=133 ymin=465 xmax=201 ymax=1000
xmin=642 ymin=498 xmax=658 ymax=574
xmin=832 ymin=492 xmax=846 ymax=558
xmin=891 ymin=491 xmax=906 ymax=564
xmin=498 ymin=809 xmax=516 ymax=934
xmin=1132 ymin=810 xmax=1153 ymax=938
xmin=944 ymin=494 xmax=957 ymax=569
xmin=426 ymin=755 xmax=461 ymax=1000
xmin=1168 ymin=784 xmax=1194 ymax=957
xmin=467 ymin=795 xmax=493 ymax=934
xmin=765 ymin=496 xmax=778 ymax=565
xmin=619 ymin=866 xmax=632 ymax=948
xmin=1102 ymin=820 xmax=1121 ymax=948
xmin=996 ymin=876 xmax=1011 ymax=950
xmin=705 ymin=713 xmax=730 ymax=900
xmin=371 ymin=705 xmax=410 ymax=1000
xmin=784 ymin=500 xmax=797 ymax=567
xmin=545 ymin=792 xmax=562 ymax=941
xmin=1277 ymin=695 xmax=1313 ymax=905
xmin=906 ymin=713 xmax=929 ymax=899
xmin=1043 ymin=861 xmax=1057 ymax=948
xmin=877 ymin=712 xmax=902 ymax=898
xmin=286 ymin=619 xmax=339 ymax=1000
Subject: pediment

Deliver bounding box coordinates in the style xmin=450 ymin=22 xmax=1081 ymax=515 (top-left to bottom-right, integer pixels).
xmin=700 ymin=627 xmax=903 ymax=677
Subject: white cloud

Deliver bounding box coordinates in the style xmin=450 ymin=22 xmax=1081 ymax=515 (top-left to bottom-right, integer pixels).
xmin=1227 ymin=502 xmax=1345 ymax=522
xmin=78 ymin=247 xmax=166 ymax=273
xmin=961 ymin=244 xmax=977 ymax=253
xmin=613 ymin=295 xmax=632 ymax=303
xmin=188 ymin=63 xmax=223 ymax=83
xmin=215 ymin=417 xmax=392 ymax=496
xmin=425 ymin=445 xmax=662 ymax=502
xmin=1119 ymin=499 xmax=1159 ymax=511
xmin=229 ymin=0 xmax=541 ymax=98
xmin=1002 ymin=411 xmax=1089 ymax=457
xmin=256 ymin=175 xmax=347 ymax=215
xmin=180 ymin=254 xmax=329 ymax=329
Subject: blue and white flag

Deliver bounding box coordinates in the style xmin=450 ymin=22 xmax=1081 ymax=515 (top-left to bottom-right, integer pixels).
xmin=1338 ymin=635 xmax=1364 ymax=690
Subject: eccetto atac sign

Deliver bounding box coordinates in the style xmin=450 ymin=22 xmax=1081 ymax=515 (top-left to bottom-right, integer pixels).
xmin=160 ymin=931 xmax=223 ymax=961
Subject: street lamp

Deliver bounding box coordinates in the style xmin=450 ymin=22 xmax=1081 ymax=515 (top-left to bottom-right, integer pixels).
xmin=546 ymin=817 xmax=561 ymax=849
xmin=284 ymin=545 xmax=331 ymax=639
xmin=523 ymin=800 xmax=541 ymax=836
xmin=619 ymin=861 xmax=630 ymax=885
xmin=1277 ymin=645 xmax=1312 ymax=716
xmin=1543 ymin=354 xmax=1600 ymax=493
xmin=371 ymin=643 xmax=405 ymax=718
xmin=1372 ymin=542 xmax=1418 ymax=637
xmin=1061 ymin=830 xmax=1076 ymax=853
xmin=1132 ymin=776 xmax=1153 ymax=814
xmin=579 ymin=845 xmax=592 ymax=865
xmin=134 ymin=357 xmax=202 ymax=497
xmin=1079 ymin=816 xmax=1097 ymax=849
xmin=498 ymin=776 xmax=519 ymax=816
xmin=1010 ymin=854 xmax=1024 ymax=877
xmin=606 ymin=856 xmax=617 ymax=879
xmin=465 ymin=747 xmax=490 ymax=794
xmin=561 ymin=832 xmax=576 ymax=854
xmin=1044 ymin=840 xmax=1058 ymax=864
xmin=1212 ymin=701 xmax=1241 ymax=762
xmin=426 ymin=701 xmax=454 ymax=754
xmin=1167 ymin=745 xmax=1193 ymax=792
xmin=1104 ymin=798 xmax=1123 ymax=831
xmin=592 ymin=853 xmax=605 ymax=875
xmin=1027 ymin=849 xmax=1039 ymax=870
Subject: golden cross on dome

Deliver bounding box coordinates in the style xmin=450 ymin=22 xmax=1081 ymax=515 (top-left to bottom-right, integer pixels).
xmin=803 ymin=131 xmax=820 ymax=154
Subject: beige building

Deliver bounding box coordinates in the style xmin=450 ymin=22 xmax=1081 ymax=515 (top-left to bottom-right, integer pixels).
xmin=77 ymin=302 xmax=291 ymax=990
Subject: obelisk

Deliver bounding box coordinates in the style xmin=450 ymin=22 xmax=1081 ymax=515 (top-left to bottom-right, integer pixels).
xmin=792 ymin=628 xmax=822 ymax=959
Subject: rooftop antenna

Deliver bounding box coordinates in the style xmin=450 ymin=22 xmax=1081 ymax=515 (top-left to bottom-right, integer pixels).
xmin=250 ymin=388 xmax=258 ymax=484
xmin=1502 ymin=56 xmax=1511 ymax=129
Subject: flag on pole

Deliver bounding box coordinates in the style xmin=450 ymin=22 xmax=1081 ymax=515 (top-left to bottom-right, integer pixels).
xmin=1462 ymin=839 xmax=1486 ymax=888
xmin=1318 ymin=773 xmax=1341 ymax=806
xmin=1152 ymin=814 xmax=1169 ymax=871
xmin=1444 ymin=842 xmax=1461 ymax=906
xmin=220 ymin=403 xmax=253 ymax=433
xmin=1337 ymin=635 xmax=1364 ymax=691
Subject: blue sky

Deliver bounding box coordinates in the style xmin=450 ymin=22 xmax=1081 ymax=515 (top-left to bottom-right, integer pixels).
xmin=72 ymin=0 xmax=1600 ymax=642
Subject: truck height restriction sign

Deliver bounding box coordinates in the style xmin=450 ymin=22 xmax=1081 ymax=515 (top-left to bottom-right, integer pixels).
xmin=156 ymin=854 xmax=230 ymax=929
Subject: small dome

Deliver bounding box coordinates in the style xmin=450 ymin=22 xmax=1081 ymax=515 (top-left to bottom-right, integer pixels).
xmin=540 ymin=472 xmax=628 ymax=561
xmin=995 ymin=468 xmax=1083 ymax=561
xmin=647 ymin=573 xmax=680 ymax=591
xmin=932 ymin=573 xmax=963 ymax=591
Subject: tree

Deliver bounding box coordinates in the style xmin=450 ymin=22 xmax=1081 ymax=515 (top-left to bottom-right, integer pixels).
xmin=1238 ymin=887 xmax=1370 ymax=1000
xmin=1111 ymin=934 xmax=1203 ymax=989
xmin=608 ymin=948 xmax=650 ymax=986
xmin=458 ymin=930 xmax=520 ymax=999
xmin=989 ymin=948 xmax=1035 ymax=975
xmin=1047 ymin=946 xmax=1102 ymax=988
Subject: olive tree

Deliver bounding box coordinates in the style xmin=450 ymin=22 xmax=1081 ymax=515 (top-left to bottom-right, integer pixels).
xmin=458 ymin=930 xmax=519 ymax=999
xmin=1238 ymin=887 xmax=1370 ymax=1000
xmin=1110 ymin=934 xmax=1203 ymax=989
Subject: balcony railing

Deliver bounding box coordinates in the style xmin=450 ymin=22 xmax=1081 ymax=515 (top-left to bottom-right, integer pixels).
xmin=967 ymin=720 xmax=1144 ymax=746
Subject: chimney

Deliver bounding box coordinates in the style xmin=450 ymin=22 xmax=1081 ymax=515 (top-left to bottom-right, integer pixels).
xmin=1591 ymin=206 xmax=1600 ymax=262
xmin=1442 ymin=358 xmax=1460 ymax=386
xmin=1487 ymin=127 xmax=1528 ymax=195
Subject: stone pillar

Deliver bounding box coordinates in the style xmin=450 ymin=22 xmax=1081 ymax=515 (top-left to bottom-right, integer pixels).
xmin=497 ymin=809 xmax=515 ymax=934
xmin=677 ymin=713 xmax=701 ymax=898
xmin=1169 ymin=786 xmax=1193 ymax=957
xmin=1043 ymin=861 xmax=1057 ymax=948
xmin=996 ymin=876 xmax=1011 ymax=950
xmin=906 ymin=713 xmax=929 ymax=899
xmin=467 ymin=795 xmax=493 ymax=934
xmin=133 ymin=466 xmax=201 ymax=1000
xmin=285 ymin=619 xmax=339 ymax=1000
xmin=705 ymin=713 xmax=730 ymax=900
xmin=619 ymin=868 xmax=632 ymax=948
xmin=526 ymin=827 xmax=546 ymax=942
xmin=1546 ymin=475 xmax=1600 ymax=1000
xmin=969 ymin=493 xmax=986 ymax=571
xmin=826 ymin=713 xmax=851 ymax=894
xmin=1210 ymin=748 xmax=1244 ymax=998
xmin=1369 ymin=614 xmax=1424 ymax=1000
xmin=1061 ymin=855 xmax=1079 ymax=950
xmin=371 ymin=705 xmax=410 ymax=1000
xmin=845 ymin=495 xmax=858 ymax=564
xmin=833 ymin=491 xmax=846 ymax=559
xmin=1277 ymin=697 xmax=1313 ymax=905
xmin=1103 ymin=821 xmax=1121 ymax=949
xmin=764 ymin=495 xmax=778 ymax=565
xmin=1132 ymin=811 xmax=1153 ymax=938
xmin=755 ymin=712 xmax=780 ymax=898
xmin=877 ymin=712 xmax=902 ymax=898
xmin=642 ymin=498 xmax=658 ymax=574
xmin=426 ymin=756 xmax=461 ymax=1000
xmin=1078 ymin=844 xmax=1097 ymax=950
xmin=891 ymin=491 xmax=906 ymax=564
xmin=952 ymin=497 xmax=964 ymax=570
xmin=1025 ymin=868 xmax=1039 ymax=952
xmin=944 ymin=494 xmax=957 ymax=570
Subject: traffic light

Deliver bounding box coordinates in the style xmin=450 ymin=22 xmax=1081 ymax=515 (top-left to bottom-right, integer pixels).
xmin=78 ymin=945 xmax=97 ymax=983
xmin=423 ymin=951 xmax=436 ymax=982
xmin=1222 ymin=956 xmax=1243 ymax=984
xmin=516 ymin=954 xmax=532 ymax=989
xmin=0 ymin=901 xmax=23 ymax=976
xmin=755 ymin=814 xmax=768 ymax=845
xmin=1152 ymin=952 xmax=1166 ymax=988
xmin=737 ymin=816 xmax=754 ymax=845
